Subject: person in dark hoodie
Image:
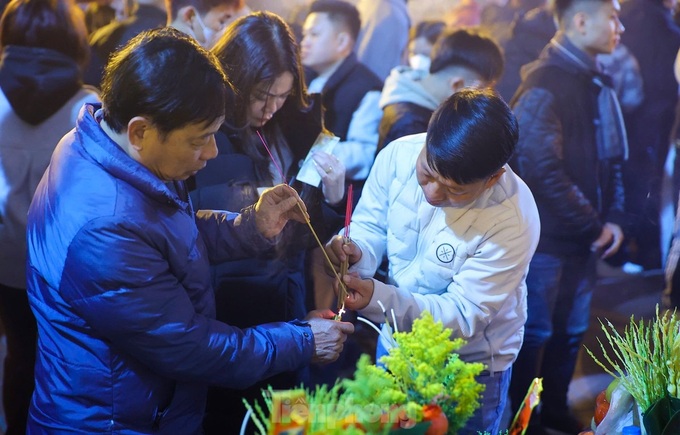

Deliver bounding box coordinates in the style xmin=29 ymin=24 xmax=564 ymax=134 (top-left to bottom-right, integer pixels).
xmin=509 ymin=0 xmax=627 ymax=432
xmin=377 ymin=28 xmax=504 ymax=153
xmin=0 ymin=0 xmax=99 ymax=432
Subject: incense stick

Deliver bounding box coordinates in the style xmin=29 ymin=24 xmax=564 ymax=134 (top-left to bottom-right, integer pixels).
xmin=337 ymin=185 xmax=353 ymax=313
xmin=255 ymin=130 xmax=350 ymax=317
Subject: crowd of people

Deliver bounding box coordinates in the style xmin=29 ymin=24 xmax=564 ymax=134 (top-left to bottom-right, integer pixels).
xmin=0 ymin=0 xmax=679 ymax=434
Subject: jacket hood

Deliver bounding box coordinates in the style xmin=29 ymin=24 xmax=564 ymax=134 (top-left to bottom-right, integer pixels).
xmin=512 ymin=6 xmax=556 ymax=41
xmin=0 ymin=45 xmax=82 ymax=125
xmin=379 ymin=66 xmax=440 ymax=111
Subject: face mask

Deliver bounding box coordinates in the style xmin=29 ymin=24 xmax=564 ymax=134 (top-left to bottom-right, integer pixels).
xmin=190 ymin=9 xmax=216 ymax=48
xmin=409 ymin=54 xmax=432 ymax=72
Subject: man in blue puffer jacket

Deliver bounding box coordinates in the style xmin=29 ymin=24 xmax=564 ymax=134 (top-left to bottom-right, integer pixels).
xmin=25 ymin=28 xmax=353 ymax=434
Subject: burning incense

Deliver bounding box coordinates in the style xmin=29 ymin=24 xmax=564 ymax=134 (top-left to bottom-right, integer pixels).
xmin=256 ymin=130 xmax=350 ymax=319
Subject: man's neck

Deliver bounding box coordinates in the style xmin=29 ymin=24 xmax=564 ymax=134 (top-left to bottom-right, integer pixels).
xmin=99 ymin=117 xmax=135 ymax=158
xmin=312 ymin=56 xmax=346 ymax=80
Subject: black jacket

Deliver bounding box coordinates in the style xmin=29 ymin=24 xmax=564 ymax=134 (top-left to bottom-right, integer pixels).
xmin=377 ymin=101 xmax=431 ymax=155
xmin=510 ymin=40 xmax=626 ymax=256
xmin=305 ymin=52 xmax=383 ymax=140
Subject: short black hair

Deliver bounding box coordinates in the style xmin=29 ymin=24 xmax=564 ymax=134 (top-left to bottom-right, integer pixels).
xmin=553 ymin=0 xmax=611 ymax=22
xmin=426 ymin=88 xmax=518 ymax=185
xmin=308 ymin=0 xmax=361 ymax=41
xmin=0 ymin=0 xmax=89 ymax=66
xmin=101 ymin=27 xmax=228 ymax=138
xmin=429 ymin=28 xmax=504 ymax=83
xmin=409 ymin=20 xmax=446 ymax=45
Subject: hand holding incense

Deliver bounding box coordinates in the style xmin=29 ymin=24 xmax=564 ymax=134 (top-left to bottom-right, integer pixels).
xmin=256 ymin=129 xmax=351 ymax=320
xmin=334 ymin=185 xmax=354 ymax=320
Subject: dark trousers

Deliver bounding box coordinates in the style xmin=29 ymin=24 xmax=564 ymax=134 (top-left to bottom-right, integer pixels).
xmin=0 ymin=284 xmax=37 ymax=435
xmin=509 ymin=252 xmax=595 ymax=418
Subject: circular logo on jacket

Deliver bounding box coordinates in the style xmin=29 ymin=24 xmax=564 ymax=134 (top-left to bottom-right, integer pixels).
xmin=436 ymin=243 xmax=455 ymax=263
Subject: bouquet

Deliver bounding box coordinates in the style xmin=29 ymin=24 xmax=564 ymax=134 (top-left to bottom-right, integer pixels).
xmin=243 ymin=311 xmax=486 ymax=434
xmin=584 ymin=306 xmax=680 ymax=434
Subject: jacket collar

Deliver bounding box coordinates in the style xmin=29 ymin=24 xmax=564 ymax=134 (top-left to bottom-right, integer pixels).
xmin=77 ymin=103 xmax=191 ymax=210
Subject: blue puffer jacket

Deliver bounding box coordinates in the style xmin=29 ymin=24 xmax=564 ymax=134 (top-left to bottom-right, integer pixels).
xmin=25 ymin=104 xmax=314 ymax=434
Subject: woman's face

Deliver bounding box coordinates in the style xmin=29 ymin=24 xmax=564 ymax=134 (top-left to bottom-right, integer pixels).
xmin=247 ymin=72 xmax=294 ymax=127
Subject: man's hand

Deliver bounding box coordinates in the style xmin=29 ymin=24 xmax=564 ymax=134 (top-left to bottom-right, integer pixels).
xmin=591 ymin=222 xmax=624 ymax=259
xmin=335 ymin=273 xmax=374 ymax=311
xmin=305 ymin=312 xmax=354 ymax=364
xmin=254 ymin=184 xmax=309 ymax=238
xmin=323 ymin=235 xmax=362 ymax=276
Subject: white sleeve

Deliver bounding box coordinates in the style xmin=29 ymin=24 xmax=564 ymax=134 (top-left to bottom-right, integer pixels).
xmin=332 ymin=91 xmax=382 ymax=180
xmin=344 ymin=142 xmax=397 ymax=277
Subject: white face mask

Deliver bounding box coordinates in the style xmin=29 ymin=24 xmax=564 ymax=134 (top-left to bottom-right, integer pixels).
xmin=190 ymin=9 xmax=216 ymax=48
xmin=409 ymin=54 xmax=432 ymax=72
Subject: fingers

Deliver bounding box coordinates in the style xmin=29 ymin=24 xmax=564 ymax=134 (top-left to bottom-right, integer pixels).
xmin=275 ymin=194 xmax=308 ymax=224
xmin=340 ymin=274 xmax=373 ymax=311
xmin=324 ymin=235 xmax=345 ymax=265
xmin=601 ymin=233 xmax=623 ymax=258
xmin=308 ymin=318 xmax=354 ymax=364
xmin=305 ymin=308 xmax=336 ymax=320
xmin=336 ymin=320 xmax=354 ymax=335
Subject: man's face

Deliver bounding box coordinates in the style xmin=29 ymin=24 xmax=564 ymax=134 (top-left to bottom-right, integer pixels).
xmin=248 ymin=72 xmax=294 ymax=127
xmin=581 ymin=0 xmax=624 ymax=55
xmin=415 ymin=147 xmax=500 ymax=208
xmin=301 ymin=12 xmax=344 ymax=74
xmin=136 ymin=117 xmax=223 ymax=181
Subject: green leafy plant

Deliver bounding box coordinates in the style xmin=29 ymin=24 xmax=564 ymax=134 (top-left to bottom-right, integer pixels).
xmin=585 ymin=306 xmax=680 ymax=410
xmin=378 ymin=312 xmax=485 ymax=434
xmin=243 ymin=311 xmax=485 ymax=434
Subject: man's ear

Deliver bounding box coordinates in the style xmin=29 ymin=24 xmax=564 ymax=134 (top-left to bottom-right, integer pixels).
xmin=572 ymin=10 xmax=589 ymax=35
xmin=448 ymin=76 xmax=466 ymax=94
xmin=485 ymin=167 xmax=506 ymax=189
xmin=127 ymin=116 xmax=152 ymax=151
xmin=178 ymin=5 xmax=195 ymax=25
xmin=335 ymin=31 xmax=353 ymax=54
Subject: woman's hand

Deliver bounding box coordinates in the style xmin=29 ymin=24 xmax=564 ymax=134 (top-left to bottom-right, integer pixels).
xmin=313 ymin=151 xmax=345 ymax=206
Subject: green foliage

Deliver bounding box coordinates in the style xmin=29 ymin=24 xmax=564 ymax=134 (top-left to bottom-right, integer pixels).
xmin=380 ymin=311 xmax=485 ymax=434
xmin=244 ymin=311 xmax=485 ymax=434
xmin=585 ymin=306 xmax=680 ymax=411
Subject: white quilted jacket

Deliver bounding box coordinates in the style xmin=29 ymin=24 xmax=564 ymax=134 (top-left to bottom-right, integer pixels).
xmin=349 ymin=133 xmax=541 ymax=372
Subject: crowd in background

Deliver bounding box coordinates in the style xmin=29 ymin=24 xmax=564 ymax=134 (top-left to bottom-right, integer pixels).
xmin=1 ymin=0 xmax=679 ymax=433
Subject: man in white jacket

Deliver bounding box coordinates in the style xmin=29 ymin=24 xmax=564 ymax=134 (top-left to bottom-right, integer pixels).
xmin=325 ymin=88 xmax=540 ymax=434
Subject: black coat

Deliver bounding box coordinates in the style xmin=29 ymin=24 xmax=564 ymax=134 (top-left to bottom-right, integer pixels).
xmin=305 ymin=52 xmax=383 ymax=141
xmin=377 ymin=101 xmax=432 ymax=155
xmin=510 ymin=42 xmax=626 ymax=256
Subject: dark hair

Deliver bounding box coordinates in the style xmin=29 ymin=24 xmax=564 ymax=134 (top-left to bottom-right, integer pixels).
xmin=101 ymin=27 xmax=227 ymax=138
xmin=409 ymin=20 xmax=446 ymax=45
xmin=166 ymin=0 xmax=243 ymax=21
xmin=553 ymin=0 xmax=611 ymax=22
xmin=0 ymin=0 xmax=89 ymax=66
xmin=429 ymin=28 xmax=504 ymax=83
xmin=211 ymin=11 xmax=307 ymax=182
xmin=308 ymin=0 xmax=361 ymax=41
xmin=426 ymin=88 xmax=518 ymax=184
